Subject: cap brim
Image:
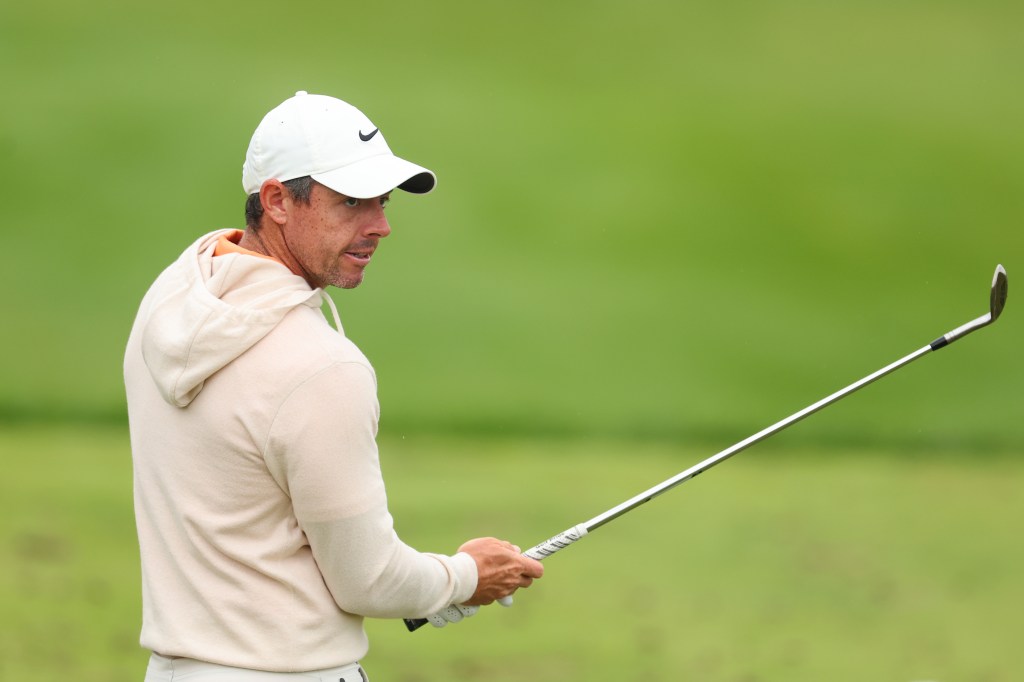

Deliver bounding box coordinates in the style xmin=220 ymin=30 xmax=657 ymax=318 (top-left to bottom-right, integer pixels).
xmin=311 ymin=154 xmax=436 ymax=199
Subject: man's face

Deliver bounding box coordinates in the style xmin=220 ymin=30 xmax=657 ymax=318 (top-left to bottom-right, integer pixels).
xmin=281 ymin=182 xmax=392 ymax=289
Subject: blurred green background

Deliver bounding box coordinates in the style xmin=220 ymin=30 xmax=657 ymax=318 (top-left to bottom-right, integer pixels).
xmin=1 ymin=1 xmax=1020 ymax=680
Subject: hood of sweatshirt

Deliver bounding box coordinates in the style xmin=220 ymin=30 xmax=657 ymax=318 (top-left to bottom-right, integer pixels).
xmin=139 ymin=230 xmax=332 ymax=407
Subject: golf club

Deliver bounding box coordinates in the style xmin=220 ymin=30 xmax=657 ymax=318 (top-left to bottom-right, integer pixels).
xmin=405 ymin=264 xmax=1008 ymax=632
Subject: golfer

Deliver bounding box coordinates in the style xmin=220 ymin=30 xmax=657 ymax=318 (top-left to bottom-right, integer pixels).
xmin=124 ymin=91 xmax=543 ymax=681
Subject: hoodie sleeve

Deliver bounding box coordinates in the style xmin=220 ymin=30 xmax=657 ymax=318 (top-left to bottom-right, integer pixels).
xmin=262 ymin=361 xmax=477 ymax=618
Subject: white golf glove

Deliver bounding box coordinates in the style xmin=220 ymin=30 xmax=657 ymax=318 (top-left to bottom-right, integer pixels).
xmin=426 ymin=596 xmax=515 ymax=628
xmin=426 ymin=603 xmax=479 ymax=628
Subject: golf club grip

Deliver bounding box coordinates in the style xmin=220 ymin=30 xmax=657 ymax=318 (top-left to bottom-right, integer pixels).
xmin=403 ymin=524 xmax=590 ymax=632
xmin=522 ymin=523 xmax=589 ymax=560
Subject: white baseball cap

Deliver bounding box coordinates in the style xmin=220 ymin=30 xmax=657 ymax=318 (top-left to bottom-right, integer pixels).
xmin=242 ymin=91 xmax=436 ymax=199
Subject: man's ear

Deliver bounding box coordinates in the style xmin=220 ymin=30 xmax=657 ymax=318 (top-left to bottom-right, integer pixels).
xmin=259 ymin=180 xmax=289 ymax=226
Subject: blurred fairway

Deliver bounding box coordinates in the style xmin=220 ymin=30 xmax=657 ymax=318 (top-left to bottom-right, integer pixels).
xmin=0 ymin=0 xmax=1021 ymax=680
xmin=2 ymin=426 xmax=1022 ymax=681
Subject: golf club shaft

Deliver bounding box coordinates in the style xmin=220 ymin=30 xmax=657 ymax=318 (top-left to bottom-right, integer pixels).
xmin=540 ymin=344 xmax=935 ymax=546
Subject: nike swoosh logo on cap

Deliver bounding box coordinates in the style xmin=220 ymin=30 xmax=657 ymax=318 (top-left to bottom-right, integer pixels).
xmin=359 ymin=128 xmax=379 ymax=141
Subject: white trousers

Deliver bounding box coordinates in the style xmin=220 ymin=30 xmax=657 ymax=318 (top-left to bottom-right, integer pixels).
xmin=145 ymin=654 xmax=368 ymax=682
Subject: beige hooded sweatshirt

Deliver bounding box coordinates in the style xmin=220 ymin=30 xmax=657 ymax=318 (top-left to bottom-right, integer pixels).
xmin=124 ymin=230 xmax=476 ymax=672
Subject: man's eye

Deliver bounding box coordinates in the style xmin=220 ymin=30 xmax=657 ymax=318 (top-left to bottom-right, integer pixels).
xmin=344 ymin=197 xmax=360 ymax=207
xmin=380 ymin=196 xmax=390 ymax=208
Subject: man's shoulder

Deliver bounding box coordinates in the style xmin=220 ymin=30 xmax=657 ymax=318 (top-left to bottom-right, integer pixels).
xmin=250 ymin=304 xmax=373 ymax=378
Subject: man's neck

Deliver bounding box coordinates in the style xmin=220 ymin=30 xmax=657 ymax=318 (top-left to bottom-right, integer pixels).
xmin=237 ymin=227 xmax=270 ymax=257
xmin=238 ymin=226 xmax=317 ymax=288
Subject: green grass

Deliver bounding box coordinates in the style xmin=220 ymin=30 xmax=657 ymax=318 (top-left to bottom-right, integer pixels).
xmin=3 ymin=425 xmax=1021 ymax=681
xmin=0 ymin=426 xmax=142 ymax=681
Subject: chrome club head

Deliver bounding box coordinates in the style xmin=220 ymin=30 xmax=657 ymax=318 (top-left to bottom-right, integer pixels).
xmin=929 ymin=264 xmax=1008 ymax=349
xmin=991 ymin=264 xmax=1008 ymax=323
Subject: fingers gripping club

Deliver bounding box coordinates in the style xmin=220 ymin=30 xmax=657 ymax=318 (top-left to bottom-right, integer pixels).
xmin=403 ymin=525 xmax=588 ymax=631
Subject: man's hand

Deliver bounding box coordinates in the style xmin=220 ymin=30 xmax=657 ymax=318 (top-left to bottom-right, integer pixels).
xmin=458 ymin=537 xmax=544 ymax=606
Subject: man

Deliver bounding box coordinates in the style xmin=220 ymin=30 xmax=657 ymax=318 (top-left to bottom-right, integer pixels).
xmin=124 ymin=91 xmax=543 ymax=681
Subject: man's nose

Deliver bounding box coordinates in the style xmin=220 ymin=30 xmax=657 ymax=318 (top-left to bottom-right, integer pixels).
xmin=367 ymin=204 xmax=392 ymax=238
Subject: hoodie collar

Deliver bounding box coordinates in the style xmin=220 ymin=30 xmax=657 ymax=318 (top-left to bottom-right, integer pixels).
xmin=141 ymin=229 xmax=333 ymax=407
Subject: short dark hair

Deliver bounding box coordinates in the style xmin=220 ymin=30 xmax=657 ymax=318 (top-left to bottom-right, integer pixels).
xmin=244 ymin=176 xmax=316 ymax=230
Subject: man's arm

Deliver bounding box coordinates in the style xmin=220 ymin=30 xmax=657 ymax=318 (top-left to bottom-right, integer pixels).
xmin=263 ymin=361 xmax=540 ymax=618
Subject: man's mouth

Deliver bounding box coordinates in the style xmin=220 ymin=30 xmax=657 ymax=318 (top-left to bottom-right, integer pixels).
xmin=344 ymin=250 xmax=374 ymax=264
